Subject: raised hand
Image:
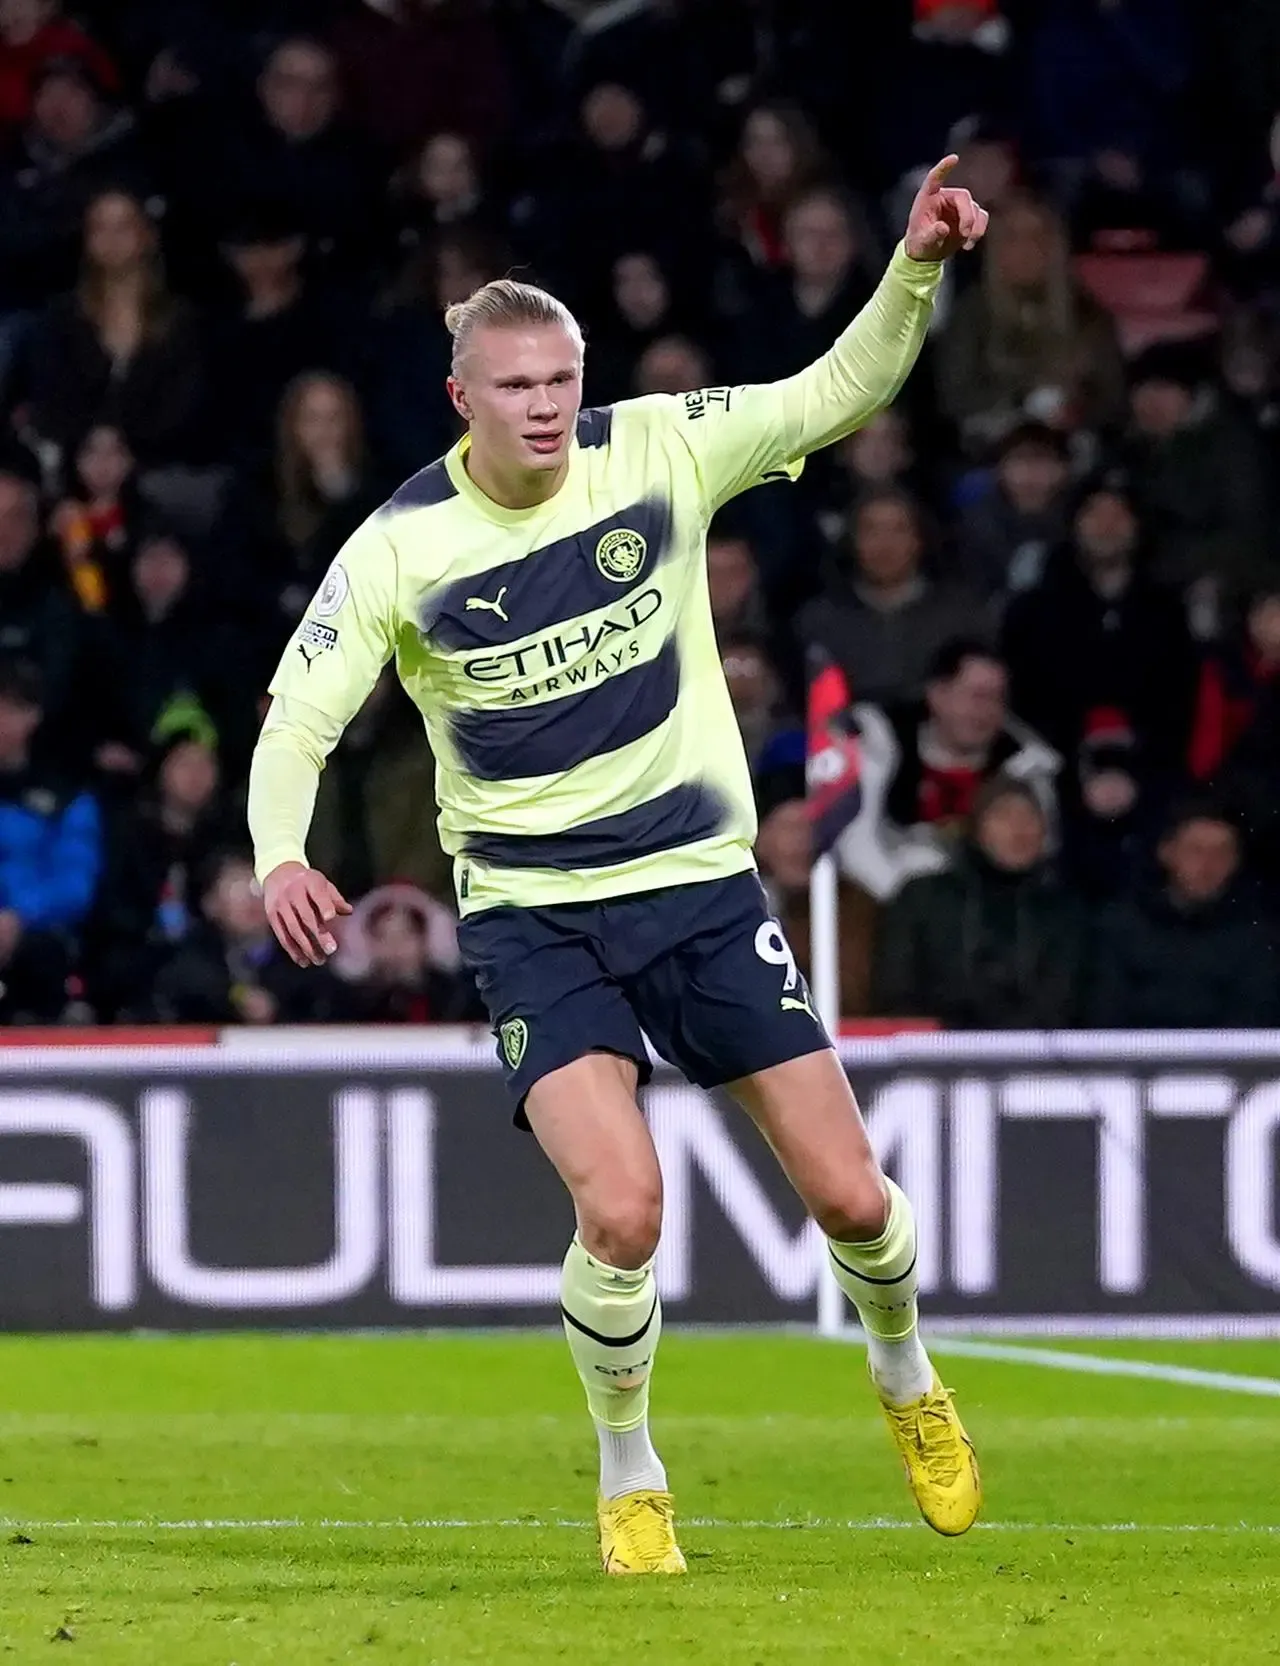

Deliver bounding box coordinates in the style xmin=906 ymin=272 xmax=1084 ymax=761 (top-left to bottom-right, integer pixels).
xmin=263 ymin=861 xmax=352 ymax=967
xmin=905 ymin=155 xmax=990 ymax=263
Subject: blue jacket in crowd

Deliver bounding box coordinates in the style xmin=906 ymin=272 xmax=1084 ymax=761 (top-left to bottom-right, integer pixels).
xmin=0 ymin=773 xmax=101 ymax=931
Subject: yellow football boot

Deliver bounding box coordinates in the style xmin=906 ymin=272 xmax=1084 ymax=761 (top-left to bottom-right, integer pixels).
xmin=876 ymin=1370 xmax=982 ymax=1536
xmin=597 ymin=1489 xmax=688 ymax=1574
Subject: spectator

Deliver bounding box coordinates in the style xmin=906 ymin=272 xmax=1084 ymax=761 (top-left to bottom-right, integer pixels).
xmin=92 ymin=525 xmax=253 ymax=781
xmin=584 ymin=251 xmax=694 ymax=409
xmin=90 ymin=730 xmax=231 ymax=1016
xmin=957 ymin=422 xmax=1071 ymax=598
xmin=150 ymin=847 xmax=342 ymax=1023
xmin=0 ymin=1 xmax=118 ymax=136
xmin=715 ymin=102 xmax=832 ymax=274
xmin=0 ymin=451 xmax=80 ymax=721
xmin=49 ymin=422 xmax=138 ymax=613
xmin=0 ymin=53 xmax=147 ymax=318
xmin=721 ymin=633 xmax=805 ymax=812
xmin=810 ymin=408 xmax=934 ymax=550
xmin=707 ymin=526 xmax=768 ymax=642
xmin=797 ymin=489 xmax=987 ymax=709
xmin=835 ymin=637 xmax=1060 ymax=902
xmin=332 ymin=884 xmax=482 ymax=1024
xmin=366 ymin=228 xmax=499 ymax=481
xmin=390 ymin=130 xmax=501 ymax=258
xmin=632 ymin=333 xmax=712 ymax=397
xmin=1119 ymin=343 xmax=1271 ymax=596
xmin=1091 ymin=800 xmax=1275 ymax=1027
xmin=936 ymin=192 xmax=1125 ymax=455
xmin=207 ymin=206 xmax=351 ymax=468
xmin=331 ymin=0 xmax=509 ymax=155
xmin=207 ymin=37 xmax=378 ymax=278
xmin=1059 ymin=707 xmax=1164 ymax=903
xmin=1190 ymin=585 xmax=1280 ymax=782
xmin=874 ymin=773 xmax=1086 ymax=1027
xmin=755 ymin=796 xmax=878 ymax=1018
xmin=1001 ymin=477 xmax=1198 ymax=780
xmin=21 ymin=188 xmax=207 ymax=467
xmin=229 ymin=372 xmax=385 ymax=654
xmin=0 ymin=656 xmax=100 ymax=1019
xmin=731 ymin=187 xmax=877 ymax=385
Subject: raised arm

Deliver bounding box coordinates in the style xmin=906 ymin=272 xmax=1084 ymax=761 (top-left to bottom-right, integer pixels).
xmin=247 ymin=521 xmax=398 ymax=965
xmin=677 ymin=157 xmax=987 ymax=511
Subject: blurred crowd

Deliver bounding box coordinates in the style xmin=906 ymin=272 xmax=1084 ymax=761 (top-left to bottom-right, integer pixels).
xmin=2 ymin=0 xmax=1280 ymax=1029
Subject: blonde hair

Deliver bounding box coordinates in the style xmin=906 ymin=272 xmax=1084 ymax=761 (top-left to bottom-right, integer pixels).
xmin=444 ymin=279 xmax=583 ymax=375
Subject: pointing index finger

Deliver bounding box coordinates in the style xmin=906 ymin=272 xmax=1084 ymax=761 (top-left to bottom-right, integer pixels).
xmin=923 ymin=154 xmax=960 ymax=193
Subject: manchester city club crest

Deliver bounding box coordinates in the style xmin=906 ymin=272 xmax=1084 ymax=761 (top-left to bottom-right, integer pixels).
xmin=595 ymin=527 xmax=647 ymax=583
xmin=500 ymin=1018 xmax=529 ymax=1071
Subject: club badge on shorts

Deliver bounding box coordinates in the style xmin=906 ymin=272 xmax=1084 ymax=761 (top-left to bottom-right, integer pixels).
xmin=500 ymin=1018 xmax=529 ymax=1071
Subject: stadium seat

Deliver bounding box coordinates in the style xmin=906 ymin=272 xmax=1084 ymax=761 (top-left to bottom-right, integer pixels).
xmin=1074 ymin=251 xmax=1218 ymax=355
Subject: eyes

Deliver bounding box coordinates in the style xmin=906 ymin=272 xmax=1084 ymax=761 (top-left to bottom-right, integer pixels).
xmin=496 ymin=371 xmax=576 ymax=391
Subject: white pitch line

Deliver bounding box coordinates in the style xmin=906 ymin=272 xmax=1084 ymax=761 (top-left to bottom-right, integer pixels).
xmin=922 ymin=1338 xmax=1280 ymax=1397
xmin=3 ymin=1519 xmax=1279 ymax=1535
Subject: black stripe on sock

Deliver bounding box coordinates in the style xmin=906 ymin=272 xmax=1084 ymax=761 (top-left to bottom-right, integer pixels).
xmin=561 ymin=1292 xmax=659 ymax=1349
xmin=828 ymin=1247 xmax=918 ymax=1287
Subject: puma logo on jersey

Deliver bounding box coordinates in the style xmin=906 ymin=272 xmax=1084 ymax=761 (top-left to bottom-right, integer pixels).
xmin=782 ymin=992 xmax=818 ymax=1020
xmin=466 ymin=585 xmax=509 ymax=622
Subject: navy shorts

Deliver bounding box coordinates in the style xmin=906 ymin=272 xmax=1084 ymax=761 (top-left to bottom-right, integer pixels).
xmin=457 ymin=870 xmax=831 ymax=1127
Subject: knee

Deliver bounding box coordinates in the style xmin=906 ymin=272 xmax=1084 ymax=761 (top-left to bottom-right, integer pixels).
xmin=813 ymin=1170 xmax=889 ymax=1243
xmin=579 ymin=1181 xmax=663 ymax=1269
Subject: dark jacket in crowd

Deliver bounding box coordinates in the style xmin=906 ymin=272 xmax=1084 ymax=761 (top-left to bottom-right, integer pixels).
xmin=149 ymin=924 xmax=343 ymax=1024
xmin=0 ymin=550 xmax=81 ymax=722
xmin=873 ymin=843 xmax=1087 ymax=1028
xmin=1090 ymin=879 xmax=1276 ymax=1028
xmin=798 ymin=577 xmax=988 ymax=709
xmin=1002 ymin=556 xmax=1198 ymax=776
xmin=23 ymin=294 xmax=208 ymax=466
xmin=0 ymin=764 xmax=100 ymax=931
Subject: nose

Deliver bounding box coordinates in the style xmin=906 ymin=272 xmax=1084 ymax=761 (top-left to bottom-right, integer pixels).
xmin=529 ymin=385 xmax=558 ymax=420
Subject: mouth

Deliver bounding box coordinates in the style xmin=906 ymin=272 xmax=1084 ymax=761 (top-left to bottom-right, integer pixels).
xmin=524 ymin=432 xmax=563 ymax=456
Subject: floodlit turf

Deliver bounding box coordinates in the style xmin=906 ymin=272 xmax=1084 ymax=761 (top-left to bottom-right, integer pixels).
xmin=2 ymin=1333 xmax=1279 ymax=1663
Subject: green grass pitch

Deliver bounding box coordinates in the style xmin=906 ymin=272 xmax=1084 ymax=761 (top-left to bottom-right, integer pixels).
xmin=1 ymin=1332 xmax=1278 ymax=1663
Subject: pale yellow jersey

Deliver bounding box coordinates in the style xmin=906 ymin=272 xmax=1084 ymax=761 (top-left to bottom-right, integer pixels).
xmin=248 ymin=244 xmax=943 ymax=915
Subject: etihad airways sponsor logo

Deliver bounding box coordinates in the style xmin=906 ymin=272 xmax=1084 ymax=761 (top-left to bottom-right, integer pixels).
xmin=461 ymin=587 xmax=663 ymax=699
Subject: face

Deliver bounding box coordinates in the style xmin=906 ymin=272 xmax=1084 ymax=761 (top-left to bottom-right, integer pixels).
xmin=841 ymin=410 xmax=909 ymax=483
xmin=1131 ymin=378 xmax=1193 ymax=437
xmin=132 ymin=538 xmax=189 ymax=613
xmin=634 ymin=336 xmax=710 ymax=395
xmin=419 ymin=132 xmax=476 ymax=205
xmin=707 ymin=538 xmax=756 ymax=620
xmin=205 ymin=860 xmax=267 ymax=938
xmin=160 ymin=739 xmax=218 ymax=811
xmin=77 ymin=426 xmax=133 ymax=499
xmin=227 ymin=237 xmax=303 ymax=290
xmin=927 ymin=657 xmax=1007 ymax=752
xmin=368 ymin=906 xmax=428 ymax=983
xmin=1161 ymin=819 xmax=1239 ymax=904
xmin=0 ymin=693 xmax=39 ymax=759
xmin=976 ymin=791 xmax=1046 ymax=872
xmin=994 ymin=204 xmax=1053 ymax=289
xmin=722 ymin=643 xmax=776 ymax=719
xmin=260 ymin=42 xmax=338 ymax=142
xmin=86 ymin=194 xmax=152 ymax=275
xmin=956 ymin=138 xmax=1016 ymax=206
xmin=1074 ymin=491 xmax=1137 ymax=568
xmin=741 ymin=109 xmax=795 ymax=191
xmin=0 ymin=0 xmax=54 ymax=43
xmin=1248 ymin=595 xmax=1280 ymax=661
xmin=999 ymin=442 xmax=1066 ymax=513
xmin=581 ymin=82 xmax=643 ymax=151
xmin=853 ymin=498 xmax=922 ymax=588
xmin=0 ymin=476 xmax=39 ymax=571
xmin=31 ymin=72 xmax=98 ymax=148
xmin=785 ymin=196 xmax=854 ymax=286
xmin=450 ymin=322 xmax=582 ymax=478
xmin=756 ymin=800 xmax=812 ymax=890
xmin=613 ymin=254 xmax=669 ymax=331
xmin=294 ymin=379 xmax=352 ymax=459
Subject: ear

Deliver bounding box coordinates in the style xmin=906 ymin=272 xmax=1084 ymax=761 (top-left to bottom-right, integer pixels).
xmin=447 ymin=375 xmax=471 ymax=423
